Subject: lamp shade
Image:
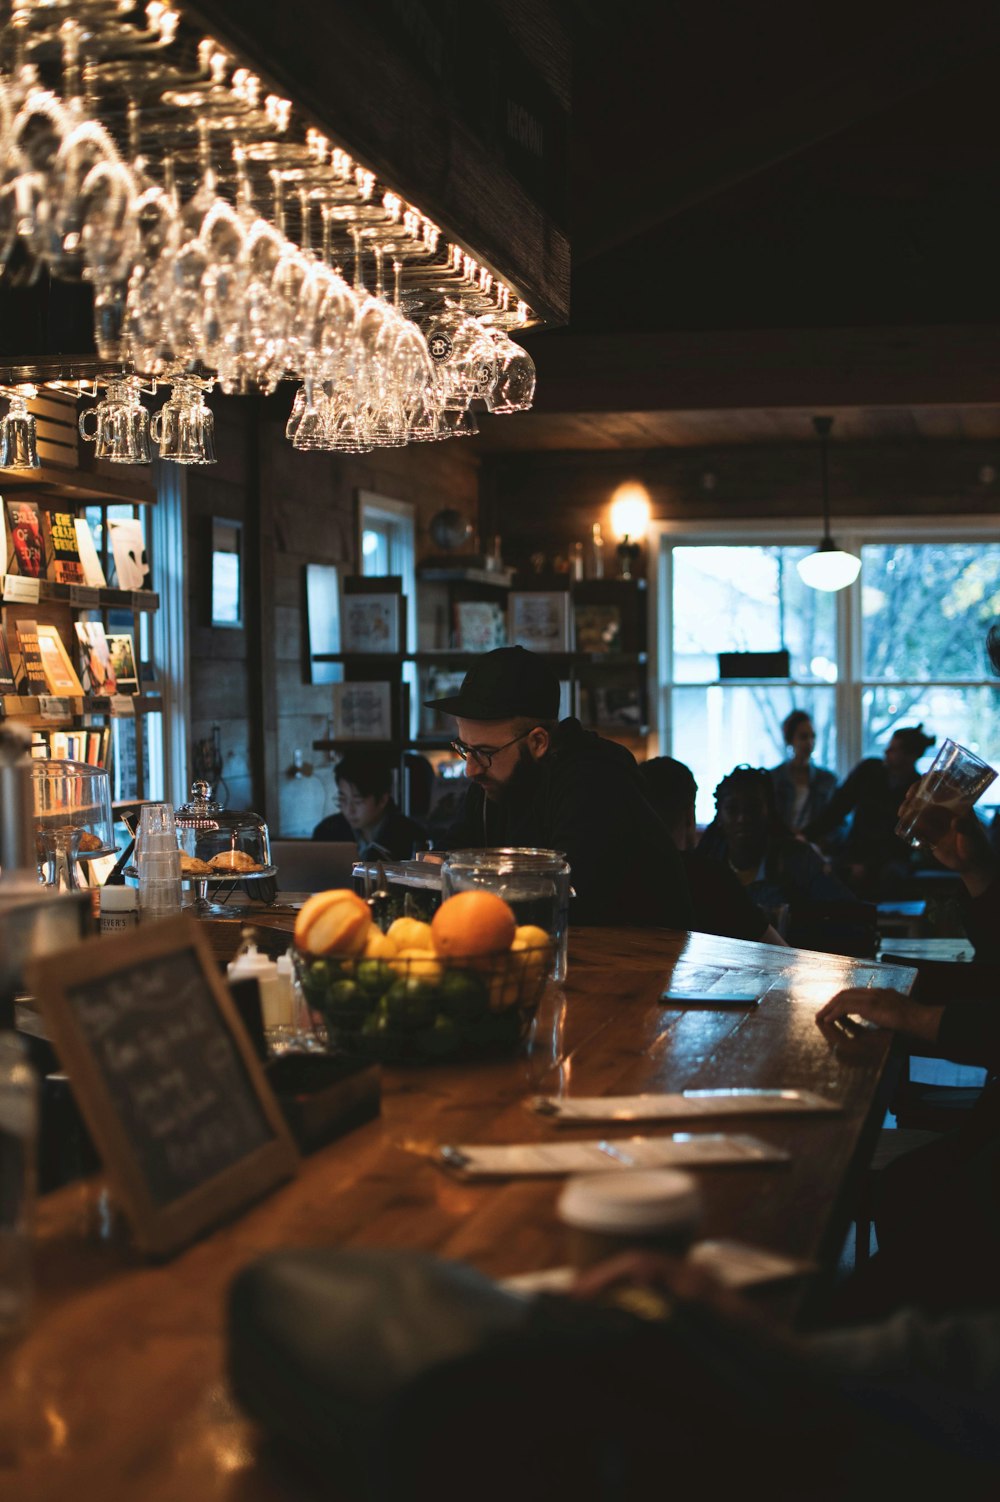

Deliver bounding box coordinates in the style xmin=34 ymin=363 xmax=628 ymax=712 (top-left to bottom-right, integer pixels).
xmin=796 ymin=538 xmax=861 ymax=592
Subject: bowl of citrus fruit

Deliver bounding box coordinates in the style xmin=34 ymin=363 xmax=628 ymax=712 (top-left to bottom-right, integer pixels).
xmin=292 ymin=887 xmax=553 ymax=1062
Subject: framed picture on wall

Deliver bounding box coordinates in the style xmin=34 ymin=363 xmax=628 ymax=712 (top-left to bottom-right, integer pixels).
xmin=332 ymin=681 xmax=393 ymax=741
xmin=340 ymin=592 xmax=401 ymax=654
xmin=508 ymin=591 xmax=572 ymax=653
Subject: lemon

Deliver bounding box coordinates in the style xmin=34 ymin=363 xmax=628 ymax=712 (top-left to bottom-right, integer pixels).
xmin=390 ymin=946 xmax=443 ymax=983
xmin=387 ymin=916 xmax=434 ymax=952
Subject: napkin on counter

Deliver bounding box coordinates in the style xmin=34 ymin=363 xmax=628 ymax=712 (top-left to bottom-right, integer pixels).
xmin=435 ymin=1133 xmax=790 ymax=1178
xmin=500 ymin=1240 xmax=814 ymax=1297
xmin=528 ymin=1088 xmax=840 ymax=1123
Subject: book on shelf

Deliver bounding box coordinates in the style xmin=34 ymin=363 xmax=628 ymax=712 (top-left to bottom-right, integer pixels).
xmin=0 ymin=623 xmax=16 ymax=692
xmin=30 ymin=725 xmax=111 ymax=766
xmin=35 ymin=622 xmax=85 ymax=696
xmin=508 ymin=590 xmax=572 ymax=653
xmin=573 ymin=602 xmax=622 ymax=653
xmin=454 ymin=599 xmax=506 ymax=651
xmin=5 ymin=498 xmax=43 ymax=577
xmin=107 ymin=517 xmax=149 ymax=591
xmin=75 ymin=621 xmax=118 ymax=696
xmin=340 ymin=592 xmax=401 ymax=653
xmin=74 ymin=517 xmax=107 ymax=587
xmin=105 ymin=631 xmax=139 ymax=694
xmin=14 ymin=618 xmax=48 ymax=693
xmin=331 ymin=680 xmax=393 ymax=741
xmin=41 ymin=510 xmax=86 ymax=585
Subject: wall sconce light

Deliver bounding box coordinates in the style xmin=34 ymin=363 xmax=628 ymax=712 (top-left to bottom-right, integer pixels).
xmin=796 ymin=416 xmax=861 ymax=593
xmin=609 ymin=482 xmax=651 ymax=580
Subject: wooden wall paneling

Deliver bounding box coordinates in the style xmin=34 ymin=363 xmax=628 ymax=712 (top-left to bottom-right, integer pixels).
xmin=185 ymin=0 xmax=570 ymax=324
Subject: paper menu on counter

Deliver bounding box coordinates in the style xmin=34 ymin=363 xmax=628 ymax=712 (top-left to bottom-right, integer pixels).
xmin=500 ymin=1241 xmax=815 ymax=1298
xmin=528 ymin=1089 xmax=840 ymax=1123
xmin=436 ymin=1133 xmax=789 ymax=1179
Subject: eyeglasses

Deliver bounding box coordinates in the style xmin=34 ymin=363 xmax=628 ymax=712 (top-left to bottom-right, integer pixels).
xmin=449 ymin=730 xmax=533 ymax=770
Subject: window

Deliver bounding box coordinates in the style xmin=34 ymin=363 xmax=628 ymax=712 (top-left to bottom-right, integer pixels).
xmin=655 ymin=527 xmax=1000 ymax=826
xmin=358 ymin=492 xmax=417 ymax=734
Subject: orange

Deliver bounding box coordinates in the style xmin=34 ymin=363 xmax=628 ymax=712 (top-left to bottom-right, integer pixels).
xmin=294 ymin=888 xmax=371 ymax=956
xmin=431 ymin=890 xmax=517 ymax=959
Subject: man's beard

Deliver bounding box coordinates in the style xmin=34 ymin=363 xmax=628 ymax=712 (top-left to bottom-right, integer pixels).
xmin=482 ymin=743 xmax=542 ymax=805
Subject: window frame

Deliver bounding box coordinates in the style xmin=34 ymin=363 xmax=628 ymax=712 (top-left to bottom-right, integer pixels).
xmin=650 ymin=515 xmax=1000 ymax=780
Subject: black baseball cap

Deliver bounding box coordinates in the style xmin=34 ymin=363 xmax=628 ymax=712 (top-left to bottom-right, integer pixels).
xmin=423 ymin=646 xmax=561 ymax=721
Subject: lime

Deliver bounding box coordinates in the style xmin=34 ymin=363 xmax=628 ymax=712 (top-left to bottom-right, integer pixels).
xmin=419 ymin=1013 xmax=461 ymax=1058
xmin=438 ymin=968 xmax=488 ymax=1020
xmin=356 ymin=958 xmax=393 ymax=997
xmin=326 ymin=977 xmax=362 ymax=1011
xmin=384 ymin=975 xmax=437 ymax=1030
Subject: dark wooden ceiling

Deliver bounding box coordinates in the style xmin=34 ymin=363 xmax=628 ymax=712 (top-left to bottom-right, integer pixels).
xmin=506 ymin=0 xmax=1000 ymax=452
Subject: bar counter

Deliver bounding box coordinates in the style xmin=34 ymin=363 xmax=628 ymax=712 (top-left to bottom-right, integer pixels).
xmin=3 ymin=926 xmax=914 ymax=1502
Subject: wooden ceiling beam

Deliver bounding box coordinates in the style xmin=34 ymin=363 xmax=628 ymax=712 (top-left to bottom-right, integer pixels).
xmin=525 ymin=324 xmax=1000 ymax=414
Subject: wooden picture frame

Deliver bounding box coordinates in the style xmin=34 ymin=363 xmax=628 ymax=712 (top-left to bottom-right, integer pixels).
xmin=508 ymin=590 xmax=572 ymax=653
xmin=27 ymin=913 xmax=299 ymax=1258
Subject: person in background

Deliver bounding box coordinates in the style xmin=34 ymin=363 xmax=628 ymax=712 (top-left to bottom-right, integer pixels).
xmin=769 ymin=709 xmax=837 ymax=833
xmin=312 ymin=750 xmax=426 ymax=860
xmin=427 ymin=646 xmax=692 ymax=929
xmin=804 ymin=724 xmax=935 ymax=897
xmin=639 ymin=756 xmax=786 ymax=945
xmin=699 ymin=765 xmax=866 ymax=948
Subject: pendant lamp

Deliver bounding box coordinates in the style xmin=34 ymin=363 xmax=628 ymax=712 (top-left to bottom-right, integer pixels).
xmin=796 ymin=416 xmax=861 ymax=592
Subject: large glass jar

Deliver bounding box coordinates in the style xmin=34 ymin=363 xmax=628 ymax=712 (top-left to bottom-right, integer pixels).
xmin=32 ymin=760 xmax=115 ymax=864
xmin=440 ymin=848 xmax=570 ymax=981
xmin=174 ymin=780 xmax=272 ymax=875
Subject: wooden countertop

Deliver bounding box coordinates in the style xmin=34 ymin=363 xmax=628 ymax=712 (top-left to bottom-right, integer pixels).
xmin=3 ymin=926 xmax=914 ymax=1502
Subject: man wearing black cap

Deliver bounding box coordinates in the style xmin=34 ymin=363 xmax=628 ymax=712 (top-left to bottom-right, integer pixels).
xmin=425 ymin=646 xmax=692 ymax=928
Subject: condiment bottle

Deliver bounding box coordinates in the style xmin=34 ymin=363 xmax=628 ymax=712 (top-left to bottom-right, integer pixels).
xmin=99 ymin=884 xmax=139 ymax=935
xmin=227 ymin=929 xmax=283 ymax=1048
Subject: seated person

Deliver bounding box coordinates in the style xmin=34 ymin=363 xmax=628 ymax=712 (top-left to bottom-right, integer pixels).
xmin=769 ymin=709 xmax=838 ymax=833
xmin=312 ymin=751 xmax=425 ymax=861
xmin=639 ymin=755 xmax=786 ymax=945
xmin=804 ymin=725 xmax=936 ymax=897
xmin=699 ymin=766 xmax=866 ymax=948
xmin=428 ymin=646 xmax=692 ymax=928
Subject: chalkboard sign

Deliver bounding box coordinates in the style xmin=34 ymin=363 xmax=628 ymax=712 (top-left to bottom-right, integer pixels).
xmin=27 ymin=913 xmax=298 ymax=1257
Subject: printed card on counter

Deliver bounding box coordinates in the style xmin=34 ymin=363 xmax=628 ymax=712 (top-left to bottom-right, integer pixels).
xmin=435 ymin=1133 xmax=789 ymax=1179
xmin=529 ymin=1089 xmax=840 ymax=1123
xmin=500 ymin=1241 xmax=815 ymax=1299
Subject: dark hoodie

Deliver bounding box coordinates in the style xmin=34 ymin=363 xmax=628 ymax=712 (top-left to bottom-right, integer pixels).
xmin=447 ymin=718 xmax=692 ymax=929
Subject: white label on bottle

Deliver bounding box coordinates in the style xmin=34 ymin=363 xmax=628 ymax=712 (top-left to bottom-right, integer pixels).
xmin=110 ymin=694 xmax=135 ymax=716
xmin=100 ymin=911 xmax=139 ymax=934
xmin=39 ymin=696 xmax=71 ymax=720
xmin=3 ymin=575 xmax=40 ymax=603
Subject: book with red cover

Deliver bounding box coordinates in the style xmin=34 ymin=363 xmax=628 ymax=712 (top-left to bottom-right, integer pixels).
xmin=5 ymin=499 xmax=43 ymax=577
xmin=41 ymin=509 xmax=85 ymax=585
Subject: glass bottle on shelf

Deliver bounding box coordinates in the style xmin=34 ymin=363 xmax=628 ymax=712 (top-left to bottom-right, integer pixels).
xmin=590 ymin=522 xmax=605 ymax=579
xmin=571 ymin=541 xmax=585 ymax=581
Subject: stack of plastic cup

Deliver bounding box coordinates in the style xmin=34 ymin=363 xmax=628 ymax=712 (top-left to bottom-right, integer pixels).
xmin=135 ymin=803 xmax=182 ymax=921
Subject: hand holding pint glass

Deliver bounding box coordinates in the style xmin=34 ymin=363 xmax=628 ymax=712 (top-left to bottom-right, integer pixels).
xmin=894 ymin=738 xmax=997 ymax=848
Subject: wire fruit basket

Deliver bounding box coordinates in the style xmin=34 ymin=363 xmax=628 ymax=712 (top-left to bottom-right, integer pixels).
xmin=293 ymin=942 xmax=551 ymax=1063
